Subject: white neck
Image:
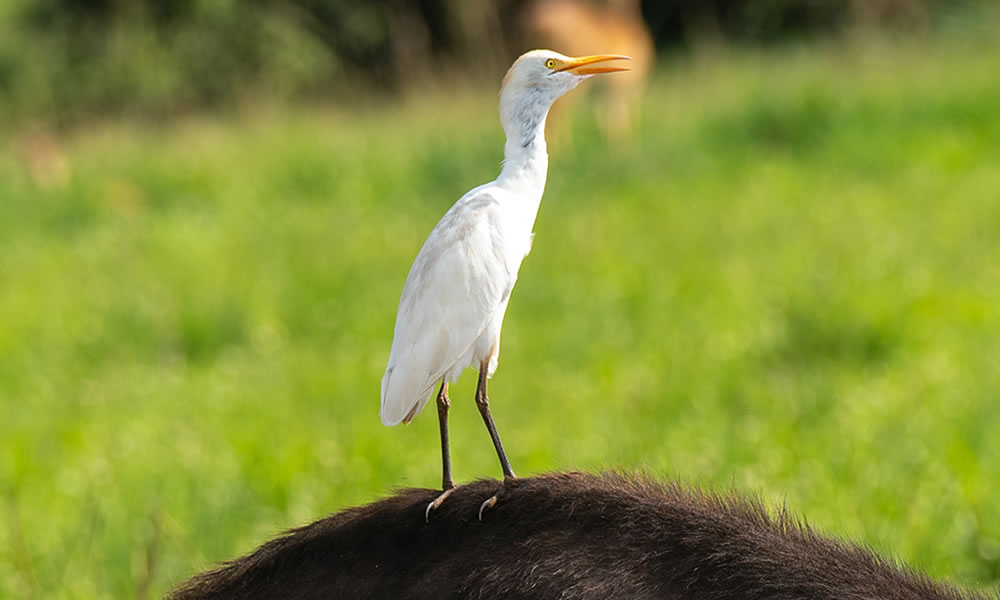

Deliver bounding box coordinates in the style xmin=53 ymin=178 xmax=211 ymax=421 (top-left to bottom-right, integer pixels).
xmin=499 ymin=119 xmax=548 ymax=190
xmin=496 ymin=97 xmax=551 ymax=219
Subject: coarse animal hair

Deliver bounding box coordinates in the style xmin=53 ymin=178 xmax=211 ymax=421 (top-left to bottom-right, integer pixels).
xmin=169 ymin=471 xmax=994 ymax=600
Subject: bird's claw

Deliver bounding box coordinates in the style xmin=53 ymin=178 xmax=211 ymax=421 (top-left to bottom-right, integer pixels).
xmin=478 ymin=495 xmax=498 ymax=521
xmin=478 ymin=477 xmax=517 ymax=520
xmin=425 ymin=487 xmax=456 ymax=522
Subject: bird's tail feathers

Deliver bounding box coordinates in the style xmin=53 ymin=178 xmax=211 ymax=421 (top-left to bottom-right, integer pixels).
xmin=380 ymin=365 xmax=435 ymax=426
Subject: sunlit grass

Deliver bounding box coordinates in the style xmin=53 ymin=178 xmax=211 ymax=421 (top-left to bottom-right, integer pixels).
xmin=2 ymin=25 xmax=999 ymax=599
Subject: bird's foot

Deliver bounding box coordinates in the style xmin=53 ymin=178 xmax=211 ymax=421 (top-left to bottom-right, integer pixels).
xmin=478 ymin=477 xmax=515 ymax=521
xmin=425 ymin=486 xmax=457 ymax=522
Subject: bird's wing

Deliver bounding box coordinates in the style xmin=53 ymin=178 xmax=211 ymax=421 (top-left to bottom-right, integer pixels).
xmin=381 ymin=190 xmax=512 ymax=426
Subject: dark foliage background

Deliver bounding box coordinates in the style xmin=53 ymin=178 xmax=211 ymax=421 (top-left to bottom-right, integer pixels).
xmin=0 ymin=0 xmax=949 ymax=125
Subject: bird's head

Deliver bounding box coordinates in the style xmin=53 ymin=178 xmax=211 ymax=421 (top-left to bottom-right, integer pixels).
xmin=499 ymin=50 xmax=630 ymax=138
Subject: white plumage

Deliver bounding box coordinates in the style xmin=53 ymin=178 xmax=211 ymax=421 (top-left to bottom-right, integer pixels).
xmin=381 ymin=186 xmax=528 ymax=426
xmin=379 ymin=49 xmax=629 ymax=515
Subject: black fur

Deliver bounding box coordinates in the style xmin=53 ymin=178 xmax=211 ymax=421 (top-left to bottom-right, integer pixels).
xmin=169 ymin=472 xmax=993 ymax=600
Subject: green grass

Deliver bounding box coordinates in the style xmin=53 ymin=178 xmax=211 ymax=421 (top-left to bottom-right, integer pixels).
xmin=3 ymin=24 xmax=1000 ymax=600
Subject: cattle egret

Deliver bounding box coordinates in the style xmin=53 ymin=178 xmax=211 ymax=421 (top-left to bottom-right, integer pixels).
xmin=381 ymin=50 xmax=630 ymax=520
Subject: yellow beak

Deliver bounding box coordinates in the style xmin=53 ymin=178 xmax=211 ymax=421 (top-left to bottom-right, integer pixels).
xmin=556 ymin=54 xmax=631 ymax=75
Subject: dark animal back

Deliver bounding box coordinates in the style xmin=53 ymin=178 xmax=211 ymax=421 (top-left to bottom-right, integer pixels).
xmin=169 ymin=472 xmax=991 ymax=600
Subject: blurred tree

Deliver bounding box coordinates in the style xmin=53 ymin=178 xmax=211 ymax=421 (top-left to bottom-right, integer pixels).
xmin=0 ymin=0 xmax=946 ymax=126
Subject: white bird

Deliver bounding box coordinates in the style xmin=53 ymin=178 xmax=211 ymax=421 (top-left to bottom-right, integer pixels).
xmin=381 ymin=49 xmax=630 ymax=519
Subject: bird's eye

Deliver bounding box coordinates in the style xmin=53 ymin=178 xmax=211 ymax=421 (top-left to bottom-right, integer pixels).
xmin=544 ymin=58 xmax=557 ymax=69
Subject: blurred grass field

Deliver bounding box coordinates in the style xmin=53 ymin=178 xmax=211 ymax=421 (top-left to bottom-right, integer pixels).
xmin=2 ymin=15 xmax=1000 ymax=600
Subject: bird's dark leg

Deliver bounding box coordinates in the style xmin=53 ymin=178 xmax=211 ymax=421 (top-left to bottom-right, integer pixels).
xmin=476 ymin=363 xmax=515 ymax=519
xmin=475 ymin=364 xmax=516 ymax=479
xmin=425 ymin=381 xmax=456 ymax=522
xmin=437 ymin=381 xmax=456 ymax=490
